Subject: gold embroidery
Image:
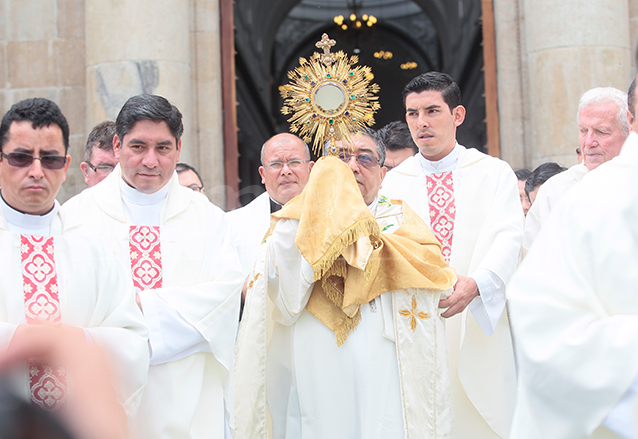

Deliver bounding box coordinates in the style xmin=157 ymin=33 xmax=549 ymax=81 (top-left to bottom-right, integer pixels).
xmin=247 ymin=272 xmax=261 ymax=290
xmin=398 ymin=295 xmax=429 ymax=332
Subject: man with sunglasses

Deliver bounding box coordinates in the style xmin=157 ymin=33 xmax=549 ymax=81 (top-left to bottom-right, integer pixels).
xmin=381 ymin=72 xmax=524 ymax=439
xmin=0 ymin=98 xmax=148 ymax=420
xmin=80 ymin=120 xmax=118 ymax=187
xmin=61 ymin=94 xmax=244 ymax=439
xmin=235 ymin=129 xmax=456 ymax=439
xmin=228 ymin=132 xmax=314 ymax=277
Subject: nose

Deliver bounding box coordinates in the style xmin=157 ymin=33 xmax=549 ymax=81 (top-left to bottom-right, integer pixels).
xmin=27 ymin=157 xmax=45 ymax=180
xmin=280 ymin=162 xmax=293 ymax=174
xmin=141 ymin=149 xmax=159 ymax=168
xmin=581 ymin=130 xmax=598 ymax=147
xmin=417 ymin=111 xmax=429 ymax=129
xmin=347 ymin=155 xmax=360 ymax=173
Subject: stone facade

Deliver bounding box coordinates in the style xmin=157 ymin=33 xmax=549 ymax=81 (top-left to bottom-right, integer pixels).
xmin=0 ymin=0 xmax=226 ymax=207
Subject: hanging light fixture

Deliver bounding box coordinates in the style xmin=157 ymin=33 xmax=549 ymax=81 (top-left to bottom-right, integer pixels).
xmin=333 ymin=0 xmax=376 ymax=31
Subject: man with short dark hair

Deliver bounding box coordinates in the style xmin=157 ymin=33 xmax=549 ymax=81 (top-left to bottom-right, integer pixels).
xmin=228 ymin=132 xmax=313 ymax=276
xmin=376 ymin=121 xmax=418 ymax=170
xmin=0 ymin=98 xmax=148 ymax=421
xmin=515 ymin=168 xmax=532 ymax=215
xmin=176 ymin=162 xmax=205 ymax=194
xmin=524 ymin=162 xmax=567 ymax=204
xmin=381 ymin=72 xmax=523 ymax=439
xmin=80 ymin=120 xmax=118 ymax=187
xmin=62 ymin=94 xmax=244 ymax=439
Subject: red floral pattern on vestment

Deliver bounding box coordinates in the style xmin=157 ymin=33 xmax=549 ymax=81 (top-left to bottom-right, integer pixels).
xmin=21 ymin=235 xmax=66 ymax=411
xmin=426 ymin=172 xmax=455 ymax=263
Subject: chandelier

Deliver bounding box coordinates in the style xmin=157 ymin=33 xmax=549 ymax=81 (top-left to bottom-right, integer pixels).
xmin=333 ymin=0 xmax=377 ymax=31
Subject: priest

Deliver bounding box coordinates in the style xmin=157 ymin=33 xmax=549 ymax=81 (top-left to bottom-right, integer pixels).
xmin=523 ymin=87 xmax=629 ymax=252
xmin=0 ymin=98 xmax=148 ymax=424
xmin=234 ymin=129 xmax=457 ymax=439
xmin=381 ymin=72 xmax=524 ymax=438
xmin=228 ymin=132 xmax=313 ymax=277
xmin=61 ymin=94 xmax=244 ymax=439
xmin=508 ymin=128 xmax=638 ymax=439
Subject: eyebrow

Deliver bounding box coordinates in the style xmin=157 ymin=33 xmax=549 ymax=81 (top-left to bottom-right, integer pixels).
xmin=128 ymin=138 xmax=174 ymax=146
xmin=406 ymin=104 xmax=441 ymax=112
xmin=11 ymin=147 xmax=63 ymax=156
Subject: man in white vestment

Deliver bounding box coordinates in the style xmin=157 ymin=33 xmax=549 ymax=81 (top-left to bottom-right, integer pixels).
xmin=80 ymin=120 xmax=118 ymax=187
xmin=508 ymin=128 xmax=638 ymax=439
xmin=381 ymin=72 xmax=524 ymax=439
xmin=228 ymin=132 xmax=313 ymax=276
xmin=234 ymin=130 xmax=457 ymax=439
xmin=61 ymin=94 xmax=244 ymax=439
xmin=523 ymin=87 xmax=629 ymax=252
xmin=0 ymin=98 xmax=148 ymax=427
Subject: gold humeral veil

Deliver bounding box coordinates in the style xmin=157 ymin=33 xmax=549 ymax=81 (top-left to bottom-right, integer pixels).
xmin=267 ymin=155 xmax=456 ymax=345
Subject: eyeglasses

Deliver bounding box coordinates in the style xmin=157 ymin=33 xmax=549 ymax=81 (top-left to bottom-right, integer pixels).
xmin=264 ymin=159 xmax=309 ymax=171
xmin=1 ymin=152 xmax=67 ymax=170
xmin=337 ymin=152 xmax=380 ymax=168
xmin=187 ymin=184 xmax=204 ymax=193
xmin=86 ymin=162 xmax=115 ymax=174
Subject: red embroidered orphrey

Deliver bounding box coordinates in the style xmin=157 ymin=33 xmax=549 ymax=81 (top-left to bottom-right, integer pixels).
xmin=129 ymin=225 xmax=163 ymax=291
xmin=426 ymin=171 xmax=456 ymax=263
xmin=21 ymin=235 xmax=66 ymax=411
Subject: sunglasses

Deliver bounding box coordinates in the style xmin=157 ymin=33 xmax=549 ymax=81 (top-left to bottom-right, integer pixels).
xmin=1 ymin=152 xmax=67 ymax=170
xmin=337 ymin=152 xmax=380 ymax=168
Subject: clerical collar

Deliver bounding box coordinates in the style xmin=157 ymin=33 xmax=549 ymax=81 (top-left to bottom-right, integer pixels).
xmin=269 ymin=197 xmax=283 ymax=213
xmin=0 ymin=192 xmax=57 ymax=236
xmin=417 ymin=143 xmax=461 ymax=175
xmin=119 ymin=177 xmax=170 ymax=226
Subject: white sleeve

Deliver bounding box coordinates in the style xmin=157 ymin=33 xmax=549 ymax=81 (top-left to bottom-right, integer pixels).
xmin=267 ymin=218 xmax=315 ymax=326
xmin=469 ymin=268 xmax=505 ymax=336
xmin=139 ymin=290 xmax=211 ymax=366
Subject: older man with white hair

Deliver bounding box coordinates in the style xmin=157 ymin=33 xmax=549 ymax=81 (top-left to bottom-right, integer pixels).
xmin=523 ymin=87 xmax=630 ymax=252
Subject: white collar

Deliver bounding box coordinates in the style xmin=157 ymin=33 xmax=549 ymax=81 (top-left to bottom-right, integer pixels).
xmin=0 ymin=193 xmax=58 ymax=236
xmin=119 ymin=177 xmax=170 ymax=205
xmin=417 ymin=143 xmax=461 ymax=175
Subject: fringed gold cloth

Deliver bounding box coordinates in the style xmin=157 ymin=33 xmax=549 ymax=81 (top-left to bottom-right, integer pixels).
xmin=267 ymin=156 xmax=456 ymax=345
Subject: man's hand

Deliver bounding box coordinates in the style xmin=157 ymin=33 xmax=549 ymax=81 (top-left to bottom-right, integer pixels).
xmin=439 ymin=275 xmax=480 ymax=318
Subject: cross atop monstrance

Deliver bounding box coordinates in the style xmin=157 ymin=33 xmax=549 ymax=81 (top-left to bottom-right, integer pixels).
xmin=316 ymin=33 xmax=336 ymax=66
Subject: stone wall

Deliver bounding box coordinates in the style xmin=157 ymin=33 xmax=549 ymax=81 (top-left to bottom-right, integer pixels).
xmin=0 ymin=0 xmax=87 ymax=202
xmin=0 ymin=0 xmax=226 ymax=207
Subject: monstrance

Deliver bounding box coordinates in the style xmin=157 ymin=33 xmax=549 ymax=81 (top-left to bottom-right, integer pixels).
xmin=279 ymin=33 xmax=380 ymax=155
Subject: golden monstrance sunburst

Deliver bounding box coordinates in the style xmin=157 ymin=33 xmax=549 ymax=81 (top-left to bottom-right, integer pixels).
xmin=279 ymin=33 xmax=381 ymax=155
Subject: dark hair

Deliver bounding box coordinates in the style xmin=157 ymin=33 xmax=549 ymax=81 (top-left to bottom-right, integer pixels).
xmin=84 ymin=120 xmax=116 ymax=162
xmin=628 ymin=77 xmax=636 ymax=121
xmin=525 ymin=162 xmax=567 ymax=199
xmin=0 ymin=98 xmax=70 ymax=153
xmin=176 ymin=162 xmax=204 ymax=187
xmin=115 ymin=94 xmax=184 ymax=143
xmin=402 ymin=72 xmax=462 ymax=112
xmin=376 ymin=121 xmax=418 ymax=153
xmin=514 ymin=168 xmax=532 ymax=181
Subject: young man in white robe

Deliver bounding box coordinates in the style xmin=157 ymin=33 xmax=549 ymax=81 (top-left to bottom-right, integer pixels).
xmin=380 ymin=72 xmax=524 ymax=439
xmin=228 ymin=133 xmax=313 ymax=277
xmin=523 ymin=87 xmax=629 ymax=253
xmin=0 ymin=98 xmax=148 ymax=429
xmin=507 ymin=125 xmax=638 ymax=439
xmin=235 ymin=130 xmax=457 ymax=439
xmin=61 ymin=94 xmax=244 ymax=439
